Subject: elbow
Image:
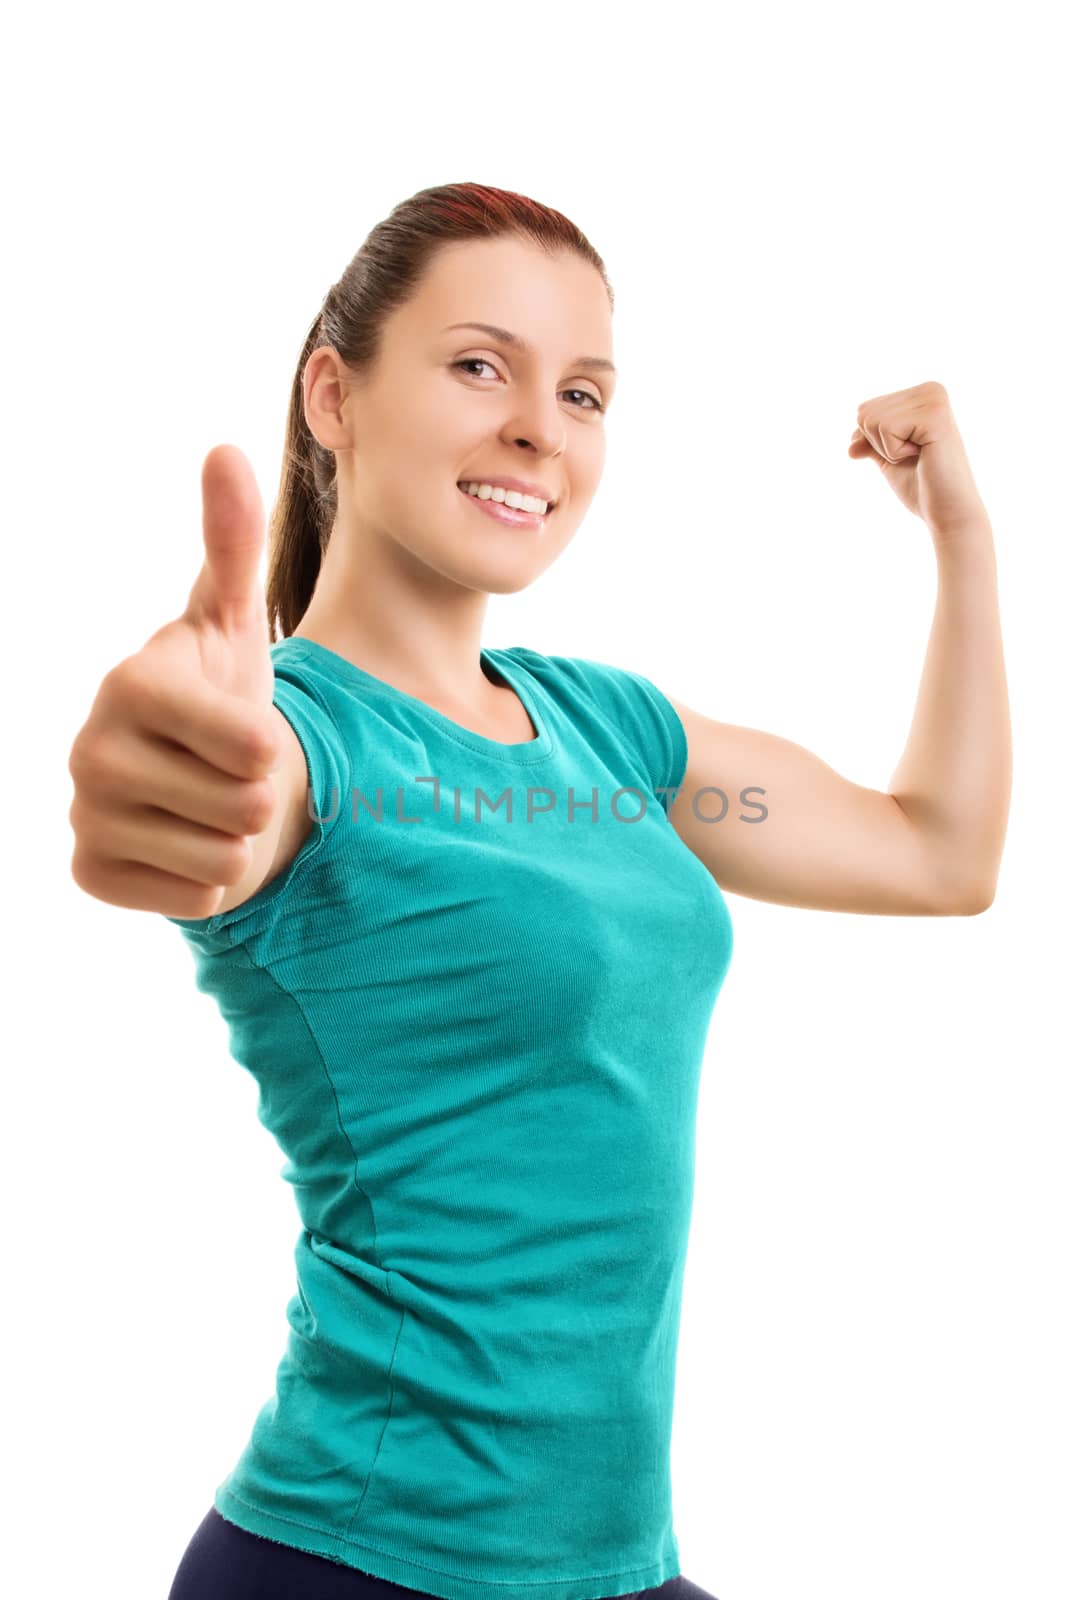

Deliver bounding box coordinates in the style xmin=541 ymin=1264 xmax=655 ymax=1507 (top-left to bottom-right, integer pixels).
xmin=934 ymin=880 xmax=997 ymax=916
xmin=969 ymin=884 xmax=997 ymax=915
xmin=921 ymin=842 xmax=1001 ymax=916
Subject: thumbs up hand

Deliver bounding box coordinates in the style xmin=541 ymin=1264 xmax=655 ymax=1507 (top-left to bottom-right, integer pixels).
xmin=67 ymin=445 xmax=286 ymax=919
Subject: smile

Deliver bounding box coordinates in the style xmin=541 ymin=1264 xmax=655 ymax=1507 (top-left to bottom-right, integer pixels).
xmin=456 ymin=483 xmax=551 ymax=530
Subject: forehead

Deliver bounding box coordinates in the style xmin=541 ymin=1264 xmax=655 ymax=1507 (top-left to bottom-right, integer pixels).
xmin=399 ymin=236 xmax=614 ymax=359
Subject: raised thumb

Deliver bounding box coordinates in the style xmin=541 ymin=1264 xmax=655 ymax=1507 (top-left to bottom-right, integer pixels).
xmin=193 ymin=443 xmax=267 ymax=628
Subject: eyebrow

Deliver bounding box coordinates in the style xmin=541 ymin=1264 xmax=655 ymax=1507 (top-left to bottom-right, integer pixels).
xmin=443 ymin=321 xmax=617 ymax=376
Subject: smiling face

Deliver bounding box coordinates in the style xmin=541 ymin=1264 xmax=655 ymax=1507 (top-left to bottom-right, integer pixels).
xmin=310 ymin=234 xmax=616 ymax=596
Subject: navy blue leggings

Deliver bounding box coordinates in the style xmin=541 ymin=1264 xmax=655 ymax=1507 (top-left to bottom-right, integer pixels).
xmin=167 ymin=1506 xmax=720 ymax=1600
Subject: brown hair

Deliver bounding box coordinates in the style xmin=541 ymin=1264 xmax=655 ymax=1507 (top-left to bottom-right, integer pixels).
xmin=265 ymin=182 xmax=614 ymax=642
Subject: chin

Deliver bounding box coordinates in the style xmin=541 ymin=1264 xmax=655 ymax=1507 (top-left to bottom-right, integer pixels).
xmin=398 ymin=524 xmax=564 ymax=595
xmin=435 ymin=548 xmax=551 ymax=597
xmin=459 ymin=563 xmax=544 ymax=597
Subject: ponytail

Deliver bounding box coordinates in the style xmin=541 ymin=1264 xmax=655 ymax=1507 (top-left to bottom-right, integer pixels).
xmin=265 ymin=309 xmax=337 ymax=642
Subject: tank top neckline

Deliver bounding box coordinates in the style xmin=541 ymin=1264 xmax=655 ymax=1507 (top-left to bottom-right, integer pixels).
xmin=275 ymin=635 xmax=556 ymax=764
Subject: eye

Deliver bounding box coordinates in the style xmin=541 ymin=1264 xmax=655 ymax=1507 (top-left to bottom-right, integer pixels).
xmin=452 ymin=357 xmax=604 ymax=412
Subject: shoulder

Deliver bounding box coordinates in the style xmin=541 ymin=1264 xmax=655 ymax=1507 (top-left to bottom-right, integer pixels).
xmin=499 ymin=645 xmax=676 ymax=715
xmin=500 ymin=647 xmax=688 ymax=798
xmin=270 ymin=637 xmax=338 ymax=700
xmin=498 ymin=646 xmax=639 ymax=698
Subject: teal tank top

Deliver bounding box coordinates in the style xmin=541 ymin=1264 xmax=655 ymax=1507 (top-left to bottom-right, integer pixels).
xmin=166 ymin=636 xmax=734 ymax=1600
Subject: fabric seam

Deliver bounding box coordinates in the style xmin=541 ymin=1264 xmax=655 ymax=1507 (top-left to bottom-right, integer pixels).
xmin=218 ymin=1486 xmax=678 ymax=1590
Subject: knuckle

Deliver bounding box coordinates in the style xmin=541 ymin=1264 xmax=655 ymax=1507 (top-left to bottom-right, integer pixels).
xmin=105 ymin=653 xmax=165 ymax=722
xmin=70 ymin=724 xmax=123 ymax=790
xmin=185 ymin=885 xmax=225 ymax=920
xmin=69 ymin=844 xmax=105 ymax=897
xmin=240 ymin=779 xmax=275 ymax=834
xmin=67 ymin=789 xmax=89 ymax=833
xmin=246 ymin=722 xmax=280 ymax=774
xmin=68 ymin=724 xmax=105 ymax=786
xmin=67 ymin=731 xmax=90 ymax=784
xmin=99 ymin=655 xmax=137 ymax=704
xmin=219 ymin=834 xmax=252 ymax=884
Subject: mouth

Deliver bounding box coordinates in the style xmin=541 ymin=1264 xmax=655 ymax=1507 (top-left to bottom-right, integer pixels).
xmin=456 ymin=481 xmax=555 ymax=530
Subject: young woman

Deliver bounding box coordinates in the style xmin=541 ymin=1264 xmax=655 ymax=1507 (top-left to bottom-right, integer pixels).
xmin=67 ymin=181 xmax=1010 ymax=1600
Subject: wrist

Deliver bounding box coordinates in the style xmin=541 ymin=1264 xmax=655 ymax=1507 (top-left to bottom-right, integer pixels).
xmin=932 ymin=512 xmax=995 ymax=562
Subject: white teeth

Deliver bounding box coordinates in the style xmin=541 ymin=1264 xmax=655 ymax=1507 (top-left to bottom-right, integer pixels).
xmin=460 ymin=481 xmax=549 ymax=515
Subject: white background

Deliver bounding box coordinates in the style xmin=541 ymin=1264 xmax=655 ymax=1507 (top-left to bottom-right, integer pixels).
xmin=5 ymin=3 xmax=1063 ymax=1597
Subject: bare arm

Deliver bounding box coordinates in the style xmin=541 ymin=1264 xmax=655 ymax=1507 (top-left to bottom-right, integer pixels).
xmin=662 ymin=516 xmax=1010 ymax=917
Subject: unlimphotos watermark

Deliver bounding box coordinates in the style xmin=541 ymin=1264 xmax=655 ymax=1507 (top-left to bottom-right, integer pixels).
xmin=302 ymin=776 xmax=770 ymax=826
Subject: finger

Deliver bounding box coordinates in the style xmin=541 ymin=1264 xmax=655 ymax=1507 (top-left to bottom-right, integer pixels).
xmin=69 ymin=852 xmax=228 ymax=918
xmin=91 ymin=806 xmax=253 ymax=888
xmin=189 ymin=444 xmax=266 ymax=630
xmin=106 ymin=665 xmax=279 ymax=780
xmin=84 ymin=724 xmax=277 ymax=837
